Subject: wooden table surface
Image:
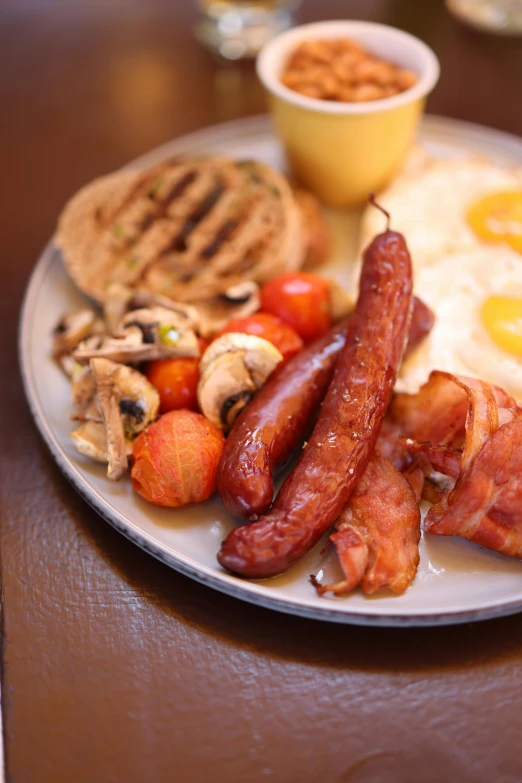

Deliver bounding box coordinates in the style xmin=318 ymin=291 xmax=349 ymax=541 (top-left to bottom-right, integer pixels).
xmin=2 ymin=1 xmax=522 ymax=781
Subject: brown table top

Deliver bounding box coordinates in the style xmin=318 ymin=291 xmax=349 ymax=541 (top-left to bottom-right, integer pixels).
xmin=2 ymin=1 xmax=522 ymax=781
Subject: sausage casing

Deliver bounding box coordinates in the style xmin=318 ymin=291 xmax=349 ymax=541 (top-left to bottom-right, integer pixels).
xmin=217 ymin=323 xmax=347 ymax=519
xmin=218 ymin=295 xmax=432 ymax=521
xmin=218 ymin=230 xmax=413 ymax=577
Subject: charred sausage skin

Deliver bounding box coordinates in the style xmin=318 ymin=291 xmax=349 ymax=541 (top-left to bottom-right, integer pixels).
xmin=218 ymin=230 xmax=413 ymax=577
xmin=217 ymin=323 xmax=347 ymax=519
xmin=218 ymin=292 xmax=429 ymax=522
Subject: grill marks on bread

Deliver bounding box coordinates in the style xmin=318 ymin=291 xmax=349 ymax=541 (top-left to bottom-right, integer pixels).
xmin=170 ymin=182 xmax=226 ymax=254
xmin=57 ymin=157 xmax=305 ymax=303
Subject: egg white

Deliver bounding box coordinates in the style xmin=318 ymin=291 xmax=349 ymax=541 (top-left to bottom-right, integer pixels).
xmin=398 ymin=246 xmax=522 ymax=401
xmin=360 ymin=155 xmax=522 ymax=267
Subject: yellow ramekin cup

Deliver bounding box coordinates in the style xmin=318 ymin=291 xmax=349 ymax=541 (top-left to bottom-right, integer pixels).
xmin=257 ymin=20 xmax=440 ymax=207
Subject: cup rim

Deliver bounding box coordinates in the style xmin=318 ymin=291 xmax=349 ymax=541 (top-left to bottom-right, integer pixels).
xmin=256 ymin=20 xmax=440 ymax=115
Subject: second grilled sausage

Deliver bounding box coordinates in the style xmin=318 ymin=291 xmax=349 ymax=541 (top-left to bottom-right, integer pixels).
xmin=217 ymin=296 xmax=432 ymax=521
xmin=218 ymin=228 xmax=413 ymax=577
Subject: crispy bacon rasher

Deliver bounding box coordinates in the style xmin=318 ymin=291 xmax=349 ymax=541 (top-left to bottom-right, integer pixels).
xmin=427 ymin=418 xmax=522 ymax=556
xmin=374 ymin=369 xmax=467 ymax=476
xmin=390 ymin=371 xmax=522 ymax=559
xmin=397 ymin=438 xmax=461 ymax=481
xmin=313 ymin=455 xmax=421 ymax=596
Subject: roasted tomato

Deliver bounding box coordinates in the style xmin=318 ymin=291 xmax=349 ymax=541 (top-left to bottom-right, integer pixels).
xmin=146 ymin=339 xmax=208 ymax=413
xmin=146 ymin=358 xmax=199 ymax=413
xmin=131 ymin=410 xmax=225 ymax=508
xmin=260 ymin=272 xmax=332 ymax=342
xmin=215 ymin=313 xmax=303 ymax=360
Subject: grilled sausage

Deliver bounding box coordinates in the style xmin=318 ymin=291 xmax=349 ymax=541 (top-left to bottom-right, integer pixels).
xmin=217 ymin=295 xmax=431 ymax=521
xmin=217 ymin=322 xmax=347 ymax=520
xmin=218 ymin=229 xmax=413 ymax=577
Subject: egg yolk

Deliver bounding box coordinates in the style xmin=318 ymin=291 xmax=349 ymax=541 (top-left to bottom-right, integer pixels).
xmin=467 ymin=191 xmax=522 ymax=253
xmin=482 ymin=296 xmax=522 ymax=356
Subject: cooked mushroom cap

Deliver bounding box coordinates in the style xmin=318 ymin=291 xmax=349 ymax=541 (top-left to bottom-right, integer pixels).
xmin=71 ymin=363 xmax=96 ymax=412
xmin=103 ymin=283 xmax=133 ymax=334
xmin=73 ymin=329 xmax=141 ymax=364
xmin=111 ymin=361 xmax=160 ymax=437
xmin=192 ymin=282 xmax=261 ymax=339
xmin=198 ymin=333 xmax=283 ymax=431
xmin=120 ymin=306 xmax=200 ymax=357
xmin=90 ymin=358 xmax=128 ymax=480
xmin=71 ymin=358 xmax=160 ymax=480
xmin=52 ymin=308 xmax=99 ymax=357
xmin=120 ymin=305 xmax=187 ymax=328
xmin=71 ymin=421 xmax=108 ymax=462
xmin=132 ymin=284 xmax=260 ymax=339
xmin=72 ymin=306 xmax=200 ymax=364
xmin=130 ymin=292 xmax=201 ymax=332
xmin=58 ymin=353 xmax=79 ymax=379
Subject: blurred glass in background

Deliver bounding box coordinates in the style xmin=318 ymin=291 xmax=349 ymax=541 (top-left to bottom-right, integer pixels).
xmin=195 ymin=0 xmax=301 ymax=59
xmin=446 ymin=0 xmax=522 ymax=34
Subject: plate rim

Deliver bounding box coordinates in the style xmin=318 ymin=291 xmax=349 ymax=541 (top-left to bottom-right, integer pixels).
xmin=19 ymin=113 xmax=522 ymax=627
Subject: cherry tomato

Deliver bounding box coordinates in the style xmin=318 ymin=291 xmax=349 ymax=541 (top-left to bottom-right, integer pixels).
xmin=132 ymin=410 xmax=225 ymax=508
xmin=146 ymin=357 xmax=199 ymax=413
xmin=216 ymin=312 xmax=303 ymax=360
xmin=260 ymin=272 xmax=332 ymax=342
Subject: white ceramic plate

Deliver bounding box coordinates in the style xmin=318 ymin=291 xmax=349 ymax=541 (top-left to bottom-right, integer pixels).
xmin=20 ymin=114 xmax=522 ymax=627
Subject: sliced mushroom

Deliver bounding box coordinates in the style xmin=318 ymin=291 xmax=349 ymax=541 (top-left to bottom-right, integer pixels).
xmin=72 ymin=306 xmax=200 ymax=364
xmin=72 ymin=358 xmax=160 ymax=480
xmin=131 ymin=292 xmax=201 ymax=332
xmin=70 ymin=362 xmax=102 ymax=424
xmin=112 ymin=362 xmax=159 ymax=440
xmin=74 ymin=334 xmax=105 ymax=353
xmin=193 ymin=282 xmax=261 ymax=339
xmin=91 ymin=358 xmax=128 ymax=480
xmin=71 ymin=363 xmax=96 ymax=412
xmin=72 ymin=324 xmax=142 ymax=365
xmin=58 ymin=353 xmax=79 ymax=379
xmin=71 ymin=416 xmax=135 ymax=459
xmin=105 ymin=286 xmax=202 ymax=337
xmin=52 ymin=308 xmax=100 ymax=357
xmin=120 ymin=306 xmax=200 ymax=357
xmin=104 ymin=283 xmax=133 ymax=335
xmin=71 ymin=421 xmax=109 ymax=463
xmin=72 ymin=399 xmax=103 ymax=424
xmin=198 ymin=333 xmax=283 ymax=432
xmin=327 ymin=279 xmax=354 ymax=321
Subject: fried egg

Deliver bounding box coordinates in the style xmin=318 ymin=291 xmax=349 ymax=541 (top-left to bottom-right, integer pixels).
xmin=360 ymin=156 xmax=522 ymax=266
xmin=397 ymin=245 xmax=522 ymax=401
xmin=356 ymin=153 xmax=522 ymax=400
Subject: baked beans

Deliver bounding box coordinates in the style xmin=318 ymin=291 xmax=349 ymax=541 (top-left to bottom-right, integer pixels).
xmin=280 ymin=39 xmax=418 ymax=102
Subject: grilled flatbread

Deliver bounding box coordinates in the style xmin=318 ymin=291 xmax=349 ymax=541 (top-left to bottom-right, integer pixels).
xmin=56 ymin=156 xmax=324 ymax=303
